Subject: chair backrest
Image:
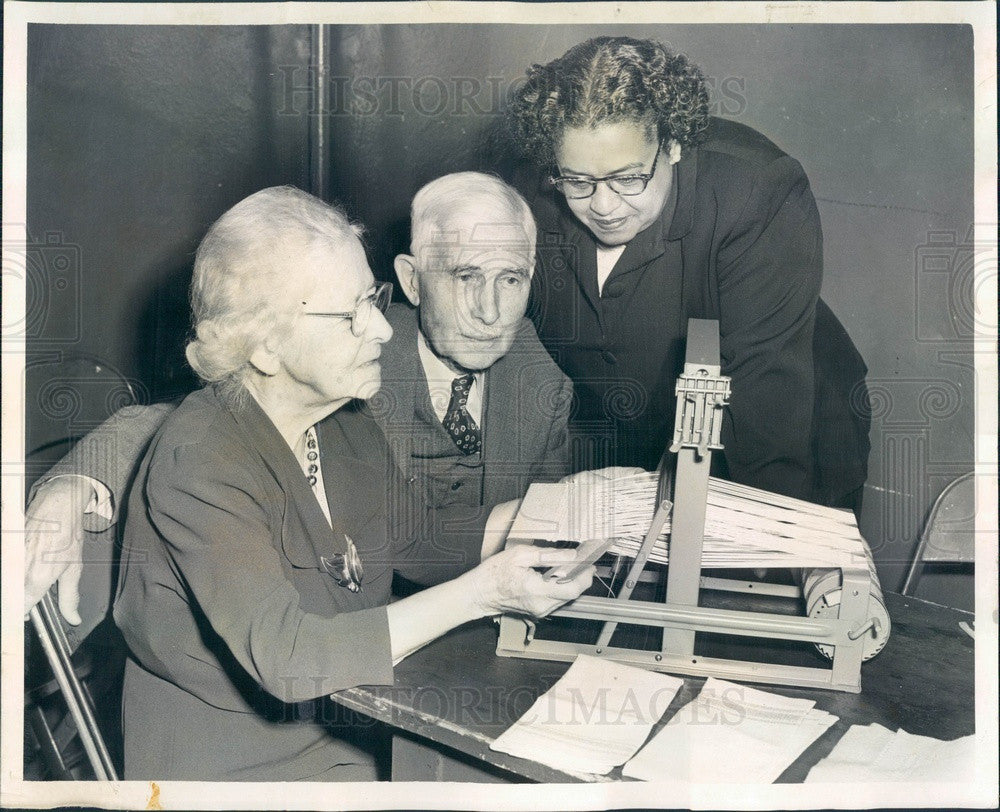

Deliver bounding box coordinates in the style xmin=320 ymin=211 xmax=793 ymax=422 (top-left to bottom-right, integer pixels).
xmin=901 ymin=473 xmax=975 ymax=596
xmin=26 ymin=353 xmax=142 ymax=487
xmin=26 ymin=354 xmax=144 ymax=647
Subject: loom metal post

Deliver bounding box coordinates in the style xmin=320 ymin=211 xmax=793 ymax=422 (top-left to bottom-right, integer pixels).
xmin=661 ymin=319 xmax=724 ymax=654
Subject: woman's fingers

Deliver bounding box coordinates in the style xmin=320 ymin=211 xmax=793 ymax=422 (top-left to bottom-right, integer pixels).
xmin=476 ymin=545 xmax=594 ymax=618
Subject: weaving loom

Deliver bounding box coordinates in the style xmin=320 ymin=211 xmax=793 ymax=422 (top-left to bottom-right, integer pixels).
xmin=497 ymin=319 xmax=889 ymax=693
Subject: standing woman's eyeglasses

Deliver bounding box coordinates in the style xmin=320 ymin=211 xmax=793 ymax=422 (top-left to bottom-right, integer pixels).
xmin=550 ymin=142 xmax=664 ymax=200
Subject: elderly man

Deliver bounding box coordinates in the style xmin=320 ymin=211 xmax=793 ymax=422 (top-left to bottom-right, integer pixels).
xmin=375 ymin=172 xmax=571 ymax=580
xmin=24 ymin=172 xmax=572 ymax=626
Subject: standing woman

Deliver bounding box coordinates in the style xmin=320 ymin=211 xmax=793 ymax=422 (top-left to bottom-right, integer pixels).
xmin=504 ymin=36 xmax=869 ymax=511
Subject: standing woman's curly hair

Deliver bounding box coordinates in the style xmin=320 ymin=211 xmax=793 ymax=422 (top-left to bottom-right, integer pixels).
xmin=504 ymin=37 xmax=710 ymax=168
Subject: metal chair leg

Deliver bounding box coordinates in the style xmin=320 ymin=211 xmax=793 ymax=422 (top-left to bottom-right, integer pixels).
xmin=30 ymin=594 xmax=118 ymax=780
xmin=26 ymin=703 xmax=74 ymax=780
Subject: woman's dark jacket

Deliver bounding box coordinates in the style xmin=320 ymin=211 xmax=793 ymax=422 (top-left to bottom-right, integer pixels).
xmin=522 ymin=117 xmax=869 ymax=506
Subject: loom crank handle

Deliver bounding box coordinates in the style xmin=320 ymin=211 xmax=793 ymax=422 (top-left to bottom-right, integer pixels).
xmin=848 ymin=616 xmax=882 ymax=641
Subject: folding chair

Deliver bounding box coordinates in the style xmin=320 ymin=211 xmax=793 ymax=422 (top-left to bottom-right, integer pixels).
xmin=24 ymin=353 xmax=138 ymax=780
xmin=900 ymin=472 xmax=975 ymax=597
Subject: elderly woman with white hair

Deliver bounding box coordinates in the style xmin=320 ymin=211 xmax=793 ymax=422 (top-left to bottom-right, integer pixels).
xmin=112 ymin=186 xmax=592 ymax=781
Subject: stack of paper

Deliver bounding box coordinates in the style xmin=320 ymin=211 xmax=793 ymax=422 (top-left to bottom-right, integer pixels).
xmin=804 ymin=723 xmax=975 ymax=783
xmin=508 ymin=472 xmax=867 ymax=569
xmin=489 ymin=655 xmax=682 ymax=776
xmin=622 ymin=678 xmax=838 ymax=783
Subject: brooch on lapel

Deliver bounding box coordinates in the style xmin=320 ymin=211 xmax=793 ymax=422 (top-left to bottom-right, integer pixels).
xmin=320 ymin=534 xmax=364 ymax=593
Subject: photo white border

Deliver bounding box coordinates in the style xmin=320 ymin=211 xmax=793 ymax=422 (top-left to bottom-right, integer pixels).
xmin=3 ymin=2 xmax=996 ymax=809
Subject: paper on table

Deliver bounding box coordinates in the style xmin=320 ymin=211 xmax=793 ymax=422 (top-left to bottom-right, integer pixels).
xmin=623 ymin=678 xmax=838 ymax=784
xmin=489 ymin=655 xmax=683 ymax=776
xmin=804 ymin=723 xmax=975 ymax=783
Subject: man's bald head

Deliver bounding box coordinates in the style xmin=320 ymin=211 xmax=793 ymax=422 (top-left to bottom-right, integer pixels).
xmin=409 ymin=171 xmax=536 ymax=263
xmin=395 ymin=173 xmax=537 ymax=372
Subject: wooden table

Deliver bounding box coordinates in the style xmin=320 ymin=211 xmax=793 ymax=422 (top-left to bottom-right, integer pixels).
xmin=331 ymin=592 xmax=975 ymax=783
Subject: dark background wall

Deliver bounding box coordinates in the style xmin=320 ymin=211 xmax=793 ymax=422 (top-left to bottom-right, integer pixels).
xmin=25 ymin=23 xmax=976 ymax=607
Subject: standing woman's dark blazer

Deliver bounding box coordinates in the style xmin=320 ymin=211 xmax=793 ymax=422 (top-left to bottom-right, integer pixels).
xmin=524 ymin=117 xmax=869 ymax=508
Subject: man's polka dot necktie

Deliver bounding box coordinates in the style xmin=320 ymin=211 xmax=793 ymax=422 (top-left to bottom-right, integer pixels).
xmin=443 ymin=374 xmax=481 ymax=455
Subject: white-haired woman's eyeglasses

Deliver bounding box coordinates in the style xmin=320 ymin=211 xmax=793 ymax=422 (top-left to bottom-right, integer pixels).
xmin=303 ymin=281 xmax=393 ymax=337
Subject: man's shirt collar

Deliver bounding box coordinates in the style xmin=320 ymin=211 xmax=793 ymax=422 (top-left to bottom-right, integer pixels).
xmin=416 ymin=329 xmax=484 ymax=425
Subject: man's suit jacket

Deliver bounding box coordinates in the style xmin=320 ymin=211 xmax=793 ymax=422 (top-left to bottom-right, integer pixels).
xmin=372 ymin=303 xmax=572 ymax=513
xmin=32 ymin=403 xmax=175 ymax=648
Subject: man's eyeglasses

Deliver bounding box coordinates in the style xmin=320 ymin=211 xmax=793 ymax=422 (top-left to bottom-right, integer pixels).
xmin=550 ymin=142 xmax=663 ymax=200
xmin=303 ymin=281 xmax=393 ymax=337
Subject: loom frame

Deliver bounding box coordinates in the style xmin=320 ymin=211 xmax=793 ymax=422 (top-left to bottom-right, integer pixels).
xmin=496 ymin=319 xmax=876 ymax=694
